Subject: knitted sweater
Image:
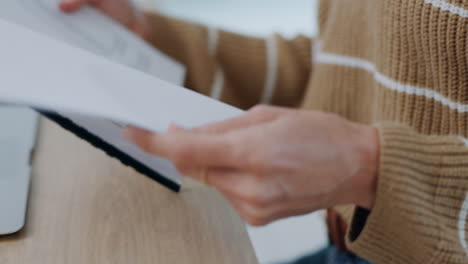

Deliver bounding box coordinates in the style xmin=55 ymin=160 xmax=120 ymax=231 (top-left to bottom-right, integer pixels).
xmin=144 ymin=0 xmax=468 ymax=263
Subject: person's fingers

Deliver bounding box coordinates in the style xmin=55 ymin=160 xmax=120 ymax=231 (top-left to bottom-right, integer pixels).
xmin=252 ymin=200 xmax=323 ymax=226
xmin=243 ymin=204 xmax=314 ymax=226
xmin=167 ymin=123 xmax=186 ymax=133
xmin=221 ymin=192 xmax=277 ymax=226
xmin=123 ymin=126 xmax=249 ymax=169
xmin=59 ymin=0 xmax=92 ymax=13
xmin=191 ymin=105 xmax=290 ymax=134
xmin=221 ymin=193 xmax=248 ymax=218
xmin=222 ymin=190 xmax=316 ymax=226
xmin=203 ymin=168 xmax=285 ymax=206
xmin=204 ymin=168 xmax=250 ymax=190
xmin=206 ymin=169 xmax=303 ymax=226
xmin=123 ymin=125 xmax=156 ymax=149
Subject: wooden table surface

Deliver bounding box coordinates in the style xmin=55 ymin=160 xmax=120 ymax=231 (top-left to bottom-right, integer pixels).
xmin=0 ymin=119 xmax=258 ymax=264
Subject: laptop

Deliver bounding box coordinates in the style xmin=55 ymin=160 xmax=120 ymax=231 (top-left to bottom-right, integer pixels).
xmin=0 ymin=107 xmax=38 ymax=235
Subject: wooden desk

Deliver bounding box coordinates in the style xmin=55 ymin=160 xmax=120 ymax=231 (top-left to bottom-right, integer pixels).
xmin=0 ymin=119 xmax=258 ymax=264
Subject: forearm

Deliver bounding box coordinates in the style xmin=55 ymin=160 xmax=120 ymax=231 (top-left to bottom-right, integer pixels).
xmin=143 ymin=12 xmax=313 ymax=109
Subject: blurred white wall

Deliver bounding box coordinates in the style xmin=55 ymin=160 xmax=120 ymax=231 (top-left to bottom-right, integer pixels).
xmin=139 ymin=0 xmax=318 ymax=38
xmin=134 ymin=1 xmax=327 ymax=263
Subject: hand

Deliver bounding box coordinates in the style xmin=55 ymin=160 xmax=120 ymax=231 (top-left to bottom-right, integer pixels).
xmin=124 ymin=105 xmax=380 ymax=226
xmin=59 ymin=0 xmax=151 ymax=39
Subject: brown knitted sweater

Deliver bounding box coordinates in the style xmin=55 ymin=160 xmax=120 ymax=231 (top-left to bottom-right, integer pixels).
xmin=144 ymin=0 xmax=468 ymax=263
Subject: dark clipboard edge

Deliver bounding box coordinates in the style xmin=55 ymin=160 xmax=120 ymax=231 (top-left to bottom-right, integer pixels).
xmin=38 ymin=110 xmax=181 ymax=192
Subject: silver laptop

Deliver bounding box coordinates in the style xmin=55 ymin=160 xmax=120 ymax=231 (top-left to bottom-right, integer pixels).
xmin=0 ymin=106 xmax=38 ymax=235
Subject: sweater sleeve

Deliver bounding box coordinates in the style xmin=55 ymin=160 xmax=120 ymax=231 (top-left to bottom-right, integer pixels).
xmin=346 ymin=122 xmax=468 ymax=264
xmin=144 ymin=12 xmax=313 ymax=110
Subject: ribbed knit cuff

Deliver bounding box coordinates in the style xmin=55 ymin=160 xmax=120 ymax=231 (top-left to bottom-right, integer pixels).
xmin=344 ymin=122 xmax=465 ymax=263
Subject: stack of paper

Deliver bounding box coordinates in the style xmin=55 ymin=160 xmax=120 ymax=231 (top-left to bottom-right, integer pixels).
xmin=0 ymin=1 xmax=242 ymax=191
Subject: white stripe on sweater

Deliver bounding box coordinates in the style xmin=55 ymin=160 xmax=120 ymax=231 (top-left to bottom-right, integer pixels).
xmin=459 ymin=193 xmax=468 ymax=256
xmin=210 ymin=68 xmax=224 ymax=100
xmin=458 ymin=137 xmax=468 ymax=257
xmin=314 ymin=49 xmax=468 ymax=113
xmin=207 ymin=27 xmax=219 ymax=56
xmin=460 ymin=137 xmax=468 ymax=147
xmin=207 ymin=27 xmax=225 ymax=100
xmin=261 ymin=35 xmax=279 ymax=104
xmin=423 ymin=0 xmax=468 ymax=18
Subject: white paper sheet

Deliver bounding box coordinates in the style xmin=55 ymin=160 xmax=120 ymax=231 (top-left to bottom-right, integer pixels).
xmin=0 ymin=0 xmax=185 ymax=84
xmin=0 ymin=17 xmax=242 ymax=186
xmin=0 ymin=0 xmax=186 ymax=185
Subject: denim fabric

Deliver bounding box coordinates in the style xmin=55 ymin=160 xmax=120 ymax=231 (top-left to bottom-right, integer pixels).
xmin=285 ymin=245 xmax=372 ymax=264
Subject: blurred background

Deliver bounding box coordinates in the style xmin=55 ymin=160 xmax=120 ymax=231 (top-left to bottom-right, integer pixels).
xmin=135 ymin=1 xmax=328 ymax=263
xmin=149 ymin=0 xmax=318 ymax=38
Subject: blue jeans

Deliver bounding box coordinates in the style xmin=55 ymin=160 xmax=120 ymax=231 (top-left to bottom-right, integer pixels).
xmin=286 ymin=245 xmax=371 ymax=264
